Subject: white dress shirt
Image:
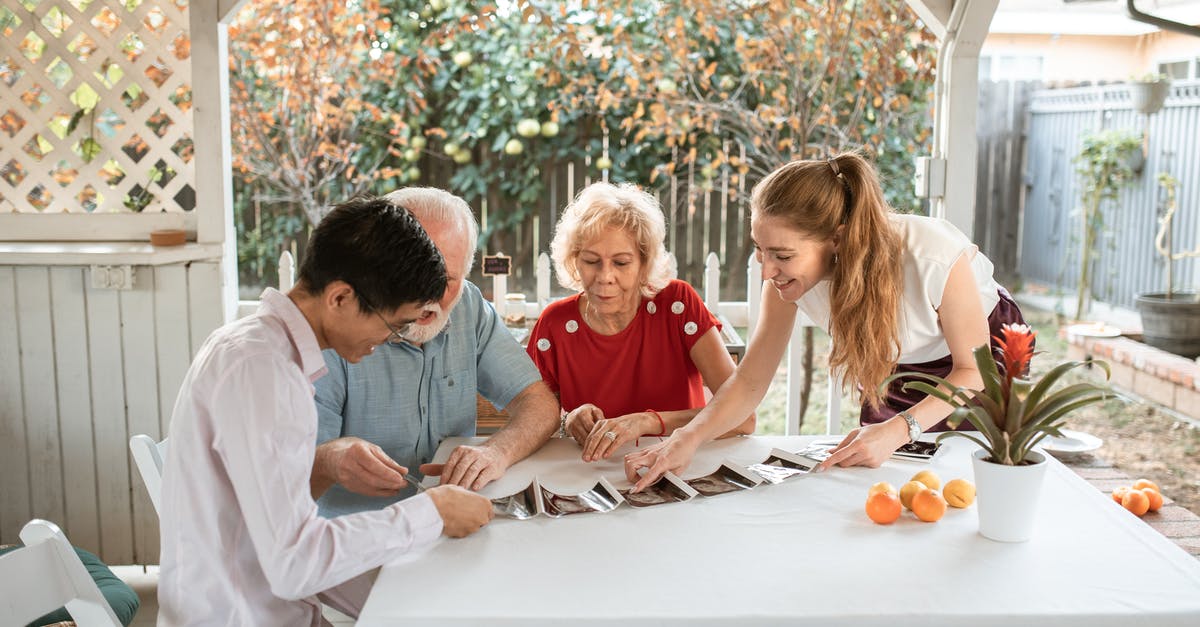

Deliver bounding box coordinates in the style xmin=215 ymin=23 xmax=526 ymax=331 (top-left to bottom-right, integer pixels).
xmin=158 ymin=289 xmax=443 ymax=626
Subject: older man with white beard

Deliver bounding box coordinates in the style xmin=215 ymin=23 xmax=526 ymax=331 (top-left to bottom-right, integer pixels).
xmin=310 ymin=187 xmax=559 ymax=517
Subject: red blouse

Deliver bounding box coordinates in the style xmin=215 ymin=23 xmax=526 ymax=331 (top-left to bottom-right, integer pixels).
xmin=527 ymin=279 xmax=720 ymax=418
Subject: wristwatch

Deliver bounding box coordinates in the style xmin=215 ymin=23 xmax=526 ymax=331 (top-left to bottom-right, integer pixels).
xmin=898 ymin=411 xmax=921 ymax=443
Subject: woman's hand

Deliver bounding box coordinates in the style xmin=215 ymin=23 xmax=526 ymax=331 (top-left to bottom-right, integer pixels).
xmin=623 ymin=430 xmax=701 ymax=491
xmin=816 ymin=417 xmax=909 ymax=470
xmin=564 ymin=404 xmax=605 ymax=446
xmin=581 ymin=412 xmax=656 ymax=462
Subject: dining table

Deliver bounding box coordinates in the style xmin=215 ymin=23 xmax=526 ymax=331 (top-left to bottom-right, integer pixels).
xmin=357 ymin=434 xmax=1200 ymax=626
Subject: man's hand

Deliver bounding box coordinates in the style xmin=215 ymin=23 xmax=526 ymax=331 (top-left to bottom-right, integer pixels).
xmin=418 ymin=445 xmax=508 ymax=491
xmin=314 ymin=437 xmax=409 ymax=497
xmin=564 ymin=404 xmax=605 ymax=446
xmin=426 ymin=485 xmax=494 ymax=538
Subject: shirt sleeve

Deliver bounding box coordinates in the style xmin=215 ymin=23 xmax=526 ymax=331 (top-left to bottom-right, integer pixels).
xmin=210 ymin=355 xmax=443 ymax=601
xmin=314 ymin=349 xmax=348 ymax=445
xmin=673 ymin=281 xmax=720 ymax=351
xmin=472 ymin=292 xmax=542 ymax=410
xmin=526 ymin=311 xmax=559 ymax=395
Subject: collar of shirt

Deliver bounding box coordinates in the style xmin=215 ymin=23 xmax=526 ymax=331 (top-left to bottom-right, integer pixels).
xmin=259 ymin=287 xmax=328 ymax=383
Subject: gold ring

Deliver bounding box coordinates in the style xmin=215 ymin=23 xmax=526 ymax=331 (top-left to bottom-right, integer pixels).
xmin=604 ymin=431 xmax=617 ymax=441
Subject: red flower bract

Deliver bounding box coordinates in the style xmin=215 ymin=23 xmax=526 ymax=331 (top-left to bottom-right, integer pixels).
xmin=995 ymin=323 xmax=1037 ymax=386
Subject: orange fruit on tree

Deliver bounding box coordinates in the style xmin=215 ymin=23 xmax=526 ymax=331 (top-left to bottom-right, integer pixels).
xmin=1132 ymin=479 xmax=1160 ymax=494
xmin=900 ymin=480 xmax=926 ymax=510
xmin=911 ymin=470 xmax=942 ymax=491
xmin=1111 ymin=486 xmax=1130 ymax=504
xmin=943 ymin=478 xmax=976 ymax=508
xmin=869 ymin=482 xmax=898 ymax=498
xmin=865 ymin=491 xmax=903 ymax=525
xmin=1142 ymin=487 xmax=1163 ymax=512
xmin=1121 ymin=489 xmax=1150 ymax=516
xmin=911 ymin=488 xmax=947 ymax=522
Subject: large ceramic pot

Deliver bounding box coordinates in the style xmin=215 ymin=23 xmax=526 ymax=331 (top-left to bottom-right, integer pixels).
xmin=1135 ymin=292 xmax=1200 ymax=359
xmin=972 ymin=449 xmax=1049 ymax=543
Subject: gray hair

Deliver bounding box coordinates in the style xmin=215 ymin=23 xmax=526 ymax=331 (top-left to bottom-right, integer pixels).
xmin=384 ymin=187 xmax=479 ymax=274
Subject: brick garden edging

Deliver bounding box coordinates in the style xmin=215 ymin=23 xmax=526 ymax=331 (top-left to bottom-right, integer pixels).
xmin=1062 ymin=452 xmax=1200 ymax=559
xmin=1064 ymin=333 xmax=1200 ymax=422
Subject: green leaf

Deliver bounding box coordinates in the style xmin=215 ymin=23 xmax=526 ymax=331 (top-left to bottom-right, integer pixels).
xmin=80 ymin=137 xmax=101 ymax=163
xmin=66 ymin=109 xmax=86 ymax=136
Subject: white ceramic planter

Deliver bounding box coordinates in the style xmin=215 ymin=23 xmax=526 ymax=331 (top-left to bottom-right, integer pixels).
xmin=972 ymin=449 xmax=1049 ymax=543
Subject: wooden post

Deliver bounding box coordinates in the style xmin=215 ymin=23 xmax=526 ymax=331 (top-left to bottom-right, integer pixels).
xmin=536 ymin=252 xmax=551 ymax=316
xmin=278 ymin=251 xmax=294 ymax=292
xmin=704 ymin=252 xmax=720 ymax=312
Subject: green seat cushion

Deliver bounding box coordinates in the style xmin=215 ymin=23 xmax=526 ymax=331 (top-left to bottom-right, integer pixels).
xmin=0 ymin=544 xmax=139 ymax=626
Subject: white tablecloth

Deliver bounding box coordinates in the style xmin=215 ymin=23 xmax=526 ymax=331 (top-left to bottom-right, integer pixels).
xmin=358 ymin=435 xmax=1200 ymax=626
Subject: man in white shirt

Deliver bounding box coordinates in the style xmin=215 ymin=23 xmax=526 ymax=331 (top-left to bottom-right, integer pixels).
xmin=158 ymin=197 xmax=493 ymax=626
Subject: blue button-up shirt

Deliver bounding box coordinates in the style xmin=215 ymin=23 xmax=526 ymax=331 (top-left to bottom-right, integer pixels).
xmin=315 ymin=281 xmax=541 ymax=517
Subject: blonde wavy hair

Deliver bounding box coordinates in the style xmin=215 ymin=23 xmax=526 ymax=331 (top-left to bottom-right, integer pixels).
xmin=751 ymin=151 xmax=903 ymax=409
xmin=550 ymin=182 xmax=675 ymax=298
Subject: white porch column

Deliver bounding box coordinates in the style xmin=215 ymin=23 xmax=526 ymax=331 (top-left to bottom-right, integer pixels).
xmin=191 ymin=0 xmax=250 ymax=323
xmin=907 ymin=0 xmax=1000 ymax=236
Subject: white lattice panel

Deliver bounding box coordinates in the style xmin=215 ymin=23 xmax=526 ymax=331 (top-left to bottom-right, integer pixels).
xmin=1 ymin=0 xmax=194 ymax=214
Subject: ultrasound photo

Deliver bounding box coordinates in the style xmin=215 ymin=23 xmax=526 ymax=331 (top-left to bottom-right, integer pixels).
xmin=491 ymin=482 xmax=540 ymax=520
xmin=619 ymin=476 xmax=694 ymax=507
xmin=746 ymin=450 xmax=815 ymax=484
xmin=540 ymin=482 xmax=622 ymax=518
xmin=685 ymin=464 xmax=760 ymax=497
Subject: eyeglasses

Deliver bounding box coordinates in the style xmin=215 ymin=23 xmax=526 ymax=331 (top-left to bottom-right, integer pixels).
xmin=351 ymin=285 xmax=414 ymax=343
xmin=372 ymin=309 xmax=412 ymax=344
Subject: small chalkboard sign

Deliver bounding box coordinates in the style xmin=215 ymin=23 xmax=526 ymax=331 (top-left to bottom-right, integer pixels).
xmin=482 ymin=253 xmax=511 ymax=276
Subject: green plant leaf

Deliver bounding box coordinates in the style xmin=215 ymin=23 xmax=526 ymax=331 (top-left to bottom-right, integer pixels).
xmin=80 ymin=137 xmax=101 ymax=163
xmin=66 ymin=109 xmax=86 ymax=136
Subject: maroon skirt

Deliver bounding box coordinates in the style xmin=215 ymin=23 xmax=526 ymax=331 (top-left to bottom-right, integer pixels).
xmin=859 ymin=289 xmax=1027 ymax=432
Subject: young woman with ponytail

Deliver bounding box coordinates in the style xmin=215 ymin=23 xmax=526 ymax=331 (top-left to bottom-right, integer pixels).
xmin=624 ymin=151 xmax=1026 ymax=491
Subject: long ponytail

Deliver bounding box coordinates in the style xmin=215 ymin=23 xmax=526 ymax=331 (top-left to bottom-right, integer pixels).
xmin=752 ymin=151 xmax=903 ymax=408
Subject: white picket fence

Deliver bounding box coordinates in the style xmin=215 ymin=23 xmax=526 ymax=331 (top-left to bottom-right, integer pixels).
xmin=273 ymin=250 xmax=843 ymax=435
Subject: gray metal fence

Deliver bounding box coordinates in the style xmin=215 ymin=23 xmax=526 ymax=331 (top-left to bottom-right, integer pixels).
xmin=1019 ymin=80 xmax=1200 ymax=310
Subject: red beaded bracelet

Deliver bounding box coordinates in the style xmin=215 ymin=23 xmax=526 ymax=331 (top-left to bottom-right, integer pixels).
xmin=646 ymin=409 xmax=666 ymax=437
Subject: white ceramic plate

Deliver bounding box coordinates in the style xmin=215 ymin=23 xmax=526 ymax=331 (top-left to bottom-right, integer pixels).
xmin=1065 ymin=323 xmax=1122 ymax=338
xmin=1040 ymin=429 xmax=1103 ymax=453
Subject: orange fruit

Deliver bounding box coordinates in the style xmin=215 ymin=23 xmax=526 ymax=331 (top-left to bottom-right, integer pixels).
xmin=911 ymin=488 xmax=947 ymax=522
xmin=900 ymin=480 xmax=926 ymax=510
xmin=868 ymin=481 xmax=898 ymax=498
xmin=1111 ymin=486 xmax=1130 ymax=504
xmin=1142 ymin=487 xmax=1163 ymax=512
xmin=1132 ymin=479 xmax=1160 ymax=494
xmin=943 ymin=478 xmax=976 ymax=508
xmin=1121 ymin=489 xmax=1150 ymax=516
xmin=865 ymin=492 xmax=903 ymax=525
xmin=911 ymin=470 xmax=942 ymax=491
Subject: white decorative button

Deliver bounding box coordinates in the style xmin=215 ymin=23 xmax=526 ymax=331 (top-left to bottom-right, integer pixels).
xmin=671 ymin=301 xmax=685 ymax=314
xmin=684 ymin=321 xmax=698 ymax=335
xmin=537 ymin=338 xmax=551 ymax=351
xmin=646 ymin=302 xmax=657 ymax=314
xmin=566 ymin=320 xmax=579 ymax=333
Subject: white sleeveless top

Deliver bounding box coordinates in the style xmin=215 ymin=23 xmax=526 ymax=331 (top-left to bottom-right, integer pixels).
xmin=794 ymin=214 xmax=1001 ymax=364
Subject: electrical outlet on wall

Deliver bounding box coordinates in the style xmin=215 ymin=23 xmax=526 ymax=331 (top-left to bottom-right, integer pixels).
xmin=90 ymin=265 xmax=135 ymax=290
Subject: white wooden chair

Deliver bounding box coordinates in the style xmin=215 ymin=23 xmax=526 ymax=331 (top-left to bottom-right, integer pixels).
xmin=129 ymin=434 xmax=168 ymax=517
xmin=0 ymin=519 xmax=122 ymax=626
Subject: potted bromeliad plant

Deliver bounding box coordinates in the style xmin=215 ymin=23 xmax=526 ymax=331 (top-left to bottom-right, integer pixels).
xmin=889 ymin=324 xmax=1115 ymax=542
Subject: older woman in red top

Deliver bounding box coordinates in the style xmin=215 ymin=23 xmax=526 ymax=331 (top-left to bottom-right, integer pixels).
xmin=527 ymin=182 xmax=754 ymax=462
